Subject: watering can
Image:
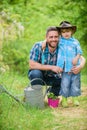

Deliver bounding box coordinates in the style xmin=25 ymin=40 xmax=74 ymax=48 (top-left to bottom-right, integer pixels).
xmin=24 ymin=78 xmax=47 ymax=108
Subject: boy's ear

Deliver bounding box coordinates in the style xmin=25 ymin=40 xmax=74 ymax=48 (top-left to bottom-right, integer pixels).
xmin=42 ymin=40 xmax=47 ymax=51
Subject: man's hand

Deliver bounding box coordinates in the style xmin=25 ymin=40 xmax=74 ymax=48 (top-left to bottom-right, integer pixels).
xmin=71 ymin=55 xmax=86 ymax=74
xmin=51 ymin=66 xmax=63 ymax=74
xmin=71 ymin=65 xmax=82 ymax=74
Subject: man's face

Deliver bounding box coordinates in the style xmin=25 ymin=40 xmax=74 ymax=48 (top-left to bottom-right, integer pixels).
xmin=46 ymin=31 xmax=59 ymax=49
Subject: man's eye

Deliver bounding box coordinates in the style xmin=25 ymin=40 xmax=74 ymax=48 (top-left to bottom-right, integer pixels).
xmin=49 ymin=36 xmax=53 ymax=38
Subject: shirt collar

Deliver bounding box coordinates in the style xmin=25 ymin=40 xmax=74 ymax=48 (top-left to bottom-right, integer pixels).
xmin=45 ymin=44 xmax=58 ymax=55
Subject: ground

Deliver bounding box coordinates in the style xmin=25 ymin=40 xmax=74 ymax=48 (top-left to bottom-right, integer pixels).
xmin=45 ymin=85 xmax=87 ymax=130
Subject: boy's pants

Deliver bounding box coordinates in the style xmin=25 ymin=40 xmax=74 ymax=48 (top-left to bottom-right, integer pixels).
xmin=59 ymin=72 xmax=81 ymax=97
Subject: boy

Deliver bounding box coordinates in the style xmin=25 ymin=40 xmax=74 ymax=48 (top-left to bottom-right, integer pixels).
xmin=57 ymin=21 xmax=83 ymax=107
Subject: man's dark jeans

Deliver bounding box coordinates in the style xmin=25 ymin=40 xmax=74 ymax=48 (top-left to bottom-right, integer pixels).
xmin=28 ymin=70 xmax=61 ymax=96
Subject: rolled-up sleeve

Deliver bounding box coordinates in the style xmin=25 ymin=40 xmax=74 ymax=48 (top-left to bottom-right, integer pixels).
xmin=76 ymin=41 xmax=83 ymax=55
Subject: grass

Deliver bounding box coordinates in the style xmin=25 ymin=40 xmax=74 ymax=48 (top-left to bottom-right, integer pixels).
xmin=0 ymin=1 xmax=87 ymax=129
xmin=0 ymin=71 xmax=87 ymax=130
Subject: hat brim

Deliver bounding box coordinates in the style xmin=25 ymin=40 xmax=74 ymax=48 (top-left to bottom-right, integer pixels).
xmin=57 ymin=26 xmax=77 ymax=33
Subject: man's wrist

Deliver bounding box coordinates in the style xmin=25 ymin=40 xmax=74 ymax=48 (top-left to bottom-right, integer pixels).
xmin=79 ymin=64 xmax=83 ymax=69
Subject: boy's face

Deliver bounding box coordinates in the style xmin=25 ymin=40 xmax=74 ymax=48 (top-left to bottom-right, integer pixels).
xmin=61 ymin=28 xmax=73 ymax=39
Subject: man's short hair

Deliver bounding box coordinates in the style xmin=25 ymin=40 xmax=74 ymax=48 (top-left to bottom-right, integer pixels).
xmin=46 ymin=26 xmax=59 ymax=36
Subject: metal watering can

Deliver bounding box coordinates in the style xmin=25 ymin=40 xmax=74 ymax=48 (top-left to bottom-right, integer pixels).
xmin=24 ymin=78 xmax=47 ymax=108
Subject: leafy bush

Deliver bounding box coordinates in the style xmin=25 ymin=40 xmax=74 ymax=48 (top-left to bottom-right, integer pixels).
xmin=2 ymin=39 xmax=29 ymax=74
xmin=0 ymin=0 xmax=87 ymax=74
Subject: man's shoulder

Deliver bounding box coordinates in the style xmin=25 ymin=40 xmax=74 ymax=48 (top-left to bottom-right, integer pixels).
xmin=35 ymin=41 xmax=43 ymax=45
xmin=31 ymin=41 xmax=43 ymax=48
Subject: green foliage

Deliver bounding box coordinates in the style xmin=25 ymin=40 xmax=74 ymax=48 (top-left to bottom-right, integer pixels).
xmin=0 ymin=0 xmax=87 ymax=74
xmin=2 ymin=40 xmax=29 ymax=73
xmin=47 ymin=92 xmax=58 ymax=99
xmin=0 ymin=72 xmax=87 ymax=130
xmin=1 ymin=0 xmax=25 ymax=4
xmin=0 ymin=1 xmax=87 ymax=130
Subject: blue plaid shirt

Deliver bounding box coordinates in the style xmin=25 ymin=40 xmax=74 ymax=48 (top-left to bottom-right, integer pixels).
xmin=57 ymin=37 xmax=83 ymax=72
xmin=30 ymin=41 xmax=58 ymax=74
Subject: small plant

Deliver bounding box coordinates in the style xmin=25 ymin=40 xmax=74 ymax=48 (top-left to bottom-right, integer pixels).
xmin=47 ymin=92 xmax=58 ymax=99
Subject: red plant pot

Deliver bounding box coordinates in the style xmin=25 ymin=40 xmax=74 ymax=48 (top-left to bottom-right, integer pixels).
xmin=48 ymin=98 xmax=60 ymax=108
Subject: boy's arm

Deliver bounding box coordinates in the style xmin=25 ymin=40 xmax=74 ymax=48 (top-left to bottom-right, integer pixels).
xmin=72 ymin=40 xmax=82 ymax=66
xmin=72 ymin=54 xmax=81 ymax=66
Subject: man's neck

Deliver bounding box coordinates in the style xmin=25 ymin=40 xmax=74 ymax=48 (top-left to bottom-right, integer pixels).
xmin=48 ymin=46 xmax=56 ymax=53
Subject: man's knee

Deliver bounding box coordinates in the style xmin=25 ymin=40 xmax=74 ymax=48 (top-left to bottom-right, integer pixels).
xmin=28 ymin=70 xmax=44 ymax=85
xmin=28 ymin=70 xmax=43 ymax=79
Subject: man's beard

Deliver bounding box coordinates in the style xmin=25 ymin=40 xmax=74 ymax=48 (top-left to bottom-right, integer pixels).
xmin=48 ymin=42 xmax=57 ymax=48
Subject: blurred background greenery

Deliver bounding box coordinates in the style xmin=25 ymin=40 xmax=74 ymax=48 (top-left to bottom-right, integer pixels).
xmin=0 ymin=0 xmax=87 ymax=75
xmin=0 ymin=1 xmax=87 ymax=130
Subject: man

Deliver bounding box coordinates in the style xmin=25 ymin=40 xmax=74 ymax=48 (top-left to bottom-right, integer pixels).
xmin=28 ymin=26 xmax=86 ymax=96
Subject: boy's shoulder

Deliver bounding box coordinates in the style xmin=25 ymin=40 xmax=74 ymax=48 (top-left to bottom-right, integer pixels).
xmin=72 ymin=37 xmax=80 ymax=44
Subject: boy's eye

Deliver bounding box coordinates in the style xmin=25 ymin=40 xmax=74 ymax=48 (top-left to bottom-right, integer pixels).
xmin=61 ymin=31 xmax=66 ymax=33
xmin=61 ymin=28 xmax=72 ymax=33
xmin=62 ymin=30 xmax=70 ymax=33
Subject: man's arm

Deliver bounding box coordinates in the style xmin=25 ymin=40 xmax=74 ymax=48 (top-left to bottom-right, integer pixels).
xmin=29 ymin=60 xmax=63 ymax=73
xmin=80 ymin=56 xmax=86 ymax=69
xmin=71 ymin=56 xmax=86 ymax=74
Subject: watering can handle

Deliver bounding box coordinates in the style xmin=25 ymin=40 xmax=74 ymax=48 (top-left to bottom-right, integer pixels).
xmin=29 ymin=78 xmax=47 ymax=89
xmin=30 ymin=78 xmax=47 ymax=97
xmin=28 ymin=78 xmax=48 ymax=97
